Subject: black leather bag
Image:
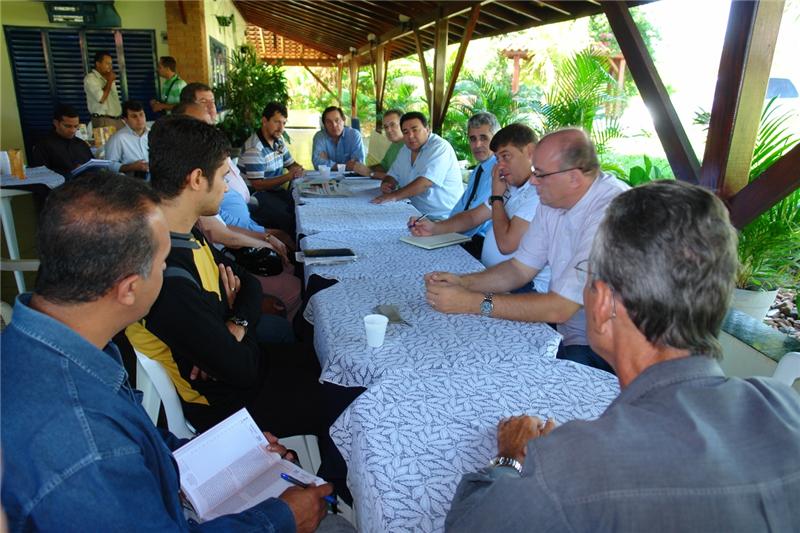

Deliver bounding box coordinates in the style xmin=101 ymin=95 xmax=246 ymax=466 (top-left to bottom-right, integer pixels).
xmin=226 ymin=247 xmax=282 ymax=277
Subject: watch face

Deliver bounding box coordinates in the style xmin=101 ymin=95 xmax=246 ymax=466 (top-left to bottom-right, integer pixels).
xmin=480 ymin=299 xmax=493 ymax=316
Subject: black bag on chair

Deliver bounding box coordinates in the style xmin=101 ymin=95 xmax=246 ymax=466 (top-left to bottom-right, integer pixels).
xmin=226 ymin=247 xmax=283 ymax=277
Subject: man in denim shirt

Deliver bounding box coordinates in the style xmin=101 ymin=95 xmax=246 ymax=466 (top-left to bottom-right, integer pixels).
xmin=0 ymin=174 xmax=352 ymax=533
xmin=446 ymin=180 xmax=800 ymax=532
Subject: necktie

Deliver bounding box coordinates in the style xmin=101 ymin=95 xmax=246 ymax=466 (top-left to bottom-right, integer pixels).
xmin=463 ymin=164 xmax=484 ymax=212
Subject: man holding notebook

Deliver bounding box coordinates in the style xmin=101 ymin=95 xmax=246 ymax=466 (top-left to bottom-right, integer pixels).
xmin=1 ymin=173 xmax=352 ymax=532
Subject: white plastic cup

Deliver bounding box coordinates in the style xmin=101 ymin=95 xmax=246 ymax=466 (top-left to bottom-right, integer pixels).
xmin=319 ymin=165 xmax=331 ymax=178
xmin=364 ymin=314 xmax=389 ymax=347
xmin=0 ymin=152 xmax=10 ymax=175
xmin=337 ymin=163 xmax=346 ymax=176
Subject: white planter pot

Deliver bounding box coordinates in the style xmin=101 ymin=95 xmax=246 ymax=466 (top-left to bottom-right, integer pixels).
xmin=730 ymin=288 xmax=779 ymax=320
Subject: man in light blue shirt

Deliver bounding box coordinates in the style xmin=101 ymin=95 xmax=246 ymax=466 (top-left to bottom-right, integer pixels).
xmin=311 ymin=106 xmax=365 ymax=170
xmin=371 ymin=112 xmax=463 ymax=220
xmin=447 ymin=112 xmax=501 ymax=239
xmin=104 ymin=100 xmax=149 ymax=178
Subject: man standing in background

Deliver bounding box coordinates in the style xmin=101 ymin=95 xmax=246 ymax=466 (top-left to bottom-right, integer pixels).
xmin=149 ymin=56 xmax=186 ymax=114
xmin=83 ymin=51 xmax=124 ymax=131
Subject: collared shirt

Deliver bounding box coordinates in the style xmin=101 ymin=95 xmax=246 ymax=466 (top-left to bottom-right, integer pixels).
xmin=449 ymin=155 xmax=497 ymax=237
xmin=480 ymin=180 xmax=551 ymax=293
xmin=387 ymin=133 xmax=464 ymax=220
xmin=83 ymin=69 xmax=122 ymax=117
xmin=161 ymin=74 xmax=187 ymax=105
xmin=220 ymin=167 xmax=264 ymax=232
xmin=514 ymin=172 xmax=629 ymax=345
xmin=379 ymin=141 xmax=403 ymax=172
xmin=30 ymin=128 xmax=94 ymax=178
xmin=311 ymin=125 xmax=365 ymax=170
xmin=239 ymin=129 xmax=296 ymax=180
xmin=446 ymin=355 xmax=800 ymax=532
xmin=104 ymin=123 xmax=149 ymax=174
xmin=1 ymin=293 xmax=295 ymax=532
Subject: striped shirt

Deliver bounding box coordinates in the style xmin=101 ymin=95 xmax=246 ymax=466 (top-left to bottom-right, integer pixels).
xmin=160 ymin=74 xmax=186 ymax=105
xmin=238 ymin=130 xmax=295 ymax=180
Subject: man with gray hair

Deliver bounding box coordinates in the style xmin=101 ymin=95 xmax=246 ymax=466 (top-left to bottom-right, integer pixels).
xmin=445 ymin=179 xmax=800 ymax=532
xmin=425 ymin=128 xmax=628 ymax=371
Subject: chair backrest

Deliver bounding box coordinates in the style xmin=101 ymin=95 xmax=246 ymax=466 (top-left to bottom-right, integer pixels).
xmin=134 ymin=349 xmax=196 ymax=439
xmin=773 ymin=351 xmax=800 ymax=388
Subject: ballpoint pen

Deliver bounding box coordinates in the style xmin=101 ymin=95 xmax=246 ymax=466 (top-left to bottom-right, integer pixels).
xmin=280 ymin=473 xmax=338 ymax=504
xmin=408 ymin=213 xmax=429 ymax=229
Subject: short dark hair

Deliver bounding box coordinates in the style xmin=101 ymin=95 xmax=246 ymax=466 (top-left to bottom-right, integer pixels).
xmin=321 ymin=106 xmax=345 ymax=124
xmin=590 ymin=180 xmax=739 ymax=360
xmin=262 ymin=101 xmax=288 ymax=120
xmin=122 ymin=100 xmax=144 ymax=119
xmin=490 ymin=123 xmax=538 ymax=152
xmin=159 ymin=56 xmax=177 ymax=72
xmin=93 ymin=51 xmax=111 ymax=65
xmin=148 ymin=115 xmax=230 ymax=200
xmin=180 ymin=82 xmax=212 ymax=103
xmin=400 ymin=112 xmax=428 ymax=128
xmin=382 ymin=109 xmax=404 ymax=122
xmin=34 ymin=173 xmax=161 ymax=304
xmin=170 ymin=102 xmax=201 ymax=116
xmin=54 ymin=104 xmax=79 ymax=122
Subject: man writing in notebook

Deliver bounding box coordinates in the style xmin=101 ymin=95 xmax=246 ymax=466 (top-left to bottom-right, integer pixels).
xmin=1 ymin=173 xmax=351 ymax=533
xmin=371 ymin=112 xmax=464 ymax=220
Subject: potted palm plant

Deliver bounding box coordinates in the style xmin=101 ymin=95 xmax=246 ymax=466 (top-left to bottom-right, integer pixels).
xmin=214 ymin=45 xmax=289 ymax=153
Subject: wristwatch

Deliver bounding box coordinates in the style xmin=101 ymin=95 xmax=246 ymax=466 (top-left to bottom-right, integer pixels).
xmin=489 ymin=456 xmax=523 ymax=475
xmin=480 ymin=293 xmax=493 ymax=317
xmin=489 ymin=195 xmax=504 ymax=205
xmin=370 ymin=171 xmax=376 ymax=178
xmin=227 ymin=316 xmax=249 ymax=334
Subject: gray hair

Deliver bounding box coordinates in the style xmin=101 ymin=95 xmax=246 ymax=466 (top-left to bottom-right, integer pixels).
xmin=543 ymin=127 xmax=600 ymax=179
xmin=467 ymin=112 xmax=500 ymax=135
xmin=589 ymin=180 xmax=738 ymax=359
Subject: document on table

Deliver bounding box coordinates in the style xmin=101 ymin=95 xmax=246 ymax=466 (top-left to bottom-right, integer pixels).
xmin=399 ymin=232 xmax=472 ymax=250
xmin=173 ymin=408 xmax=323 ymax=522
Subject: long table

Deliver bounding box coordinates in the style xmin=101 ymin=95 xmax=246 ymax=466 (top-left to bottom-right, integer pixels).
xmin=293 ymin=178 xmax=619 ymax=532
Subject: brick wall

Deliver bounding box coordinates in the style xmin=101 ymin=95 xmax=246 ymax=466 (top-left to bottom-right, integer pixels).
xmin=164 ymin=0 xmax=209 ymax=85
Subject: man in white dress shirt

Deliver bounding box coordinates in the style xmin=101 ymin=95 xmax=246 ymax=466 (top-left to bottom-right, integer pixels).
xmin=424 ymin=128 xmax=629 ymax=372
xmin=104 ymin=100 xmax=149 ymax=179
xmin=83 ymin=51 xmax=124 ymax=131
xmin=370 ymin=112 xmax=463 ymax=220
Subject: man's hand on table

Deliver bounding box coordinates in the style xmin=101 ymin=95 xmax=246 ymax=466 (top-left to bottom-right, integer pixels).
xmin=280 ymin=483 xmax=333 ymax=533
xmin=371 ymin=191 xmax=398 ymax=204
xmin=408 ymin=216 xmax=435 ymax=236
xmin=497 ymin=415 xmax=557 ymax=465
xmin=425 ymin=279 xmax=481 ymax=314
xmin=353 ymin=161 xmax=371 ymax=177
xmin=288 ymin=165 xmax=306 ymax=180
xmin=345 ymin=158 xmax=358 ymax=171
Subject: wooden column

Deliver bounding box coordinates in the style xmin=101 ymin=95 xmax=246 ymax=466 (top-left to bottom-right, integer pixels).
xmin=349 ymin=55 xmax=359 ymax=118
xmin=604 ymin=1 xmax=700 ymax=184
xmin=336 ymin=61 xmax=343 ymax=109
xmin=699 ymin=0 xmax=784 ymax=199
xmin=431 ymin=16 xmax=448 ymax=133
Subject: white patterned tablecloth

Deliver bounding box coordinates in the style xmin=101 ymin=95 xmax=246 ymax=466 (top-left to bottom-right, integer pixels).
xmin=311 ymin=277 xmax=562 ymax=388
xmin=300 ymin=230 xmax=484 ymax=283
xmin=331 ymin=361 xmax=620 ymax=533
xmin=295 ymin=184 xmax=421 ymax=235
xmin=1 ymin=166 xmax=64 ymax=189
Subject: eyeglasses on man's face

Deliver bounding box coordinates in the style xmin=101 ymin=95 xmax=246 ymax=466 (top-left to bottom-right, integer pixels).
xmin=532 ymin=167 xmax=582 ymax=179
xmin=575 ymin=259 xmax=616 ymax=318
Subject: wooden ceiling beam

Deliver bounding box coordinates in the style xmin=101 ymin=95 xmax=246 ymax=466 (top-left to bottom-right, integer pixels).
xmin=604 ymin=1 xmax=700 ymax=183
xmin=495 ymin=1 xmax=543 ymax=22
xmin=479 ymin=3 xmax=526 ymax=26
xmin=699 ymin=0 xmax=784 ymax=199
xmin=727 ymin=144 xmax=800 ymax=229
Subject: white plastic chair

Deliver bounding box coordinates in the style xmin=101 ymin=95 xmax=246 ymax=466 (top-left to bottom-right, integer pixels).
xmin=773 ymin=351 xmax=800 ymax=387
xmin=133 ymin=349 xmax=322 ymax=474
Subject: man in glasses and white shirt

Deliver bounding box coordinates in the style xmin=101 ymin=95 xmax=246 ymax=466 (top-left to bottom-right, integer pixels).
xmin=424 ymin=128 xmax=629 ymax=372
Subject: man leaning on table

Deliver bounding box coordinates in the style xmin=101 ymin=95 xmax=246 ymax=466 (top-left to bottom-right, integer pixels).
xmin=445 ymin=180 xmax=800 ymax=533
xmin=0 ymin=173 xmax=353 ymax=533
xmin=352 ymin=108 xmax=405 ymax=180
xmin=371 ymin=111 xmax=464 ymax=220
xmin=311 ymin=106 xmax=364 ymax=171
xmin=424 ymin=128 xmax=629 ymax=372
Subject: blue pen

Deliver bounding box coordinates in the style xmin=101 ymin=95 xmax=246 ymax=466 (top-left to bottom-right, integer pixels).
xmin=280 ymin=472 xmax=337 ymax=503
xmin=408 ymin=213 xmax=429 ymax=229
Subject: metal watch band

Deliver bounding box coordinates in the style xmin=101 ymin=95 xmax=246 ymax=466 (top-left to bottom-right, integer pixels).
xmin=489 ymin=456 xmax=522 ymax=475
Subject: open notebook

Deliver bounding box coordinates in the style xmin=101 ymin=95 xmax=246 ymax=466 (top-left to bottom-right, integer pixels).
xmin=399 ymin=233 xmax=472 ymax=250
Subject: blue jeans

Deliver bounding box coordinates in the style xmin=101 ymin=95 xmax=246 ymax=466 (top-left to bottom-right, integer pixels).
xmin=255 ymin=314 xmax=294 ymax=343
xmin=558 ymin=343 xmax=615 ymax=374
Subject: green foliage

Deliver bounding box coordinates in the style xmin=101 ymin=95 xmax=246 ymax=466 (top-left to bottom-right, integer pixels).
xmin=214 ymin=45 xmax=289 ymax=147
xmin=531 ymin=49 xmax=626 ymax=153
xmin=600 ymin=153 xmax=674 ymax=181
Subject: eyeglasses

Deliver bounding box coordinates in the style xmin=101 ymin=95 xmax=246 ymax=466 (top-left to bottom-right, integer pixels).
xmin=532 ymin=167 xmax=582 ymax=179
xmin=575 ymin=259 xmax=616 ymax=318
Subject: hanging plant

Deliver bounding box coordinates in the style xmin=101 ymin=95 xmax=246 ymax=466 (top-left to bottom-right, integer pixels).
xmin=216 ymin=15 xmax=234 ymax=27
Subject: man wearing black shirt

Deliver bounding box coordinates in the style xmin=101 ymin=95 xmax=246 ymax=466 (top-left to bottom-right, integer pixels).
xmin=30 ymin=105 xmax=93 ymax=179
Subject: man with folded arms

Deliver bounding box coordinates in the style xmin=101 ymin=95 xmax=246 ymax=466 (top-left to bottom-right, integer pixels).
xmin=371 ymin=112 xmax=464 ymax=220
xmin=445 ymin=180 xmax=800 ymax=532
xmin=409 ymin=122 xmax=548 ymax=293
xmin=311 ymin=106 xmax=365 ymax=171
xmin=0 ymin=173 xmax=352 ymax=533
xmin=352 ymin=108 xmax=405 ymax=180
xmin=104 ymin=99 xmax=150 ymax=178
xmin=425 ymin=128 xmax=628 ymax=372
